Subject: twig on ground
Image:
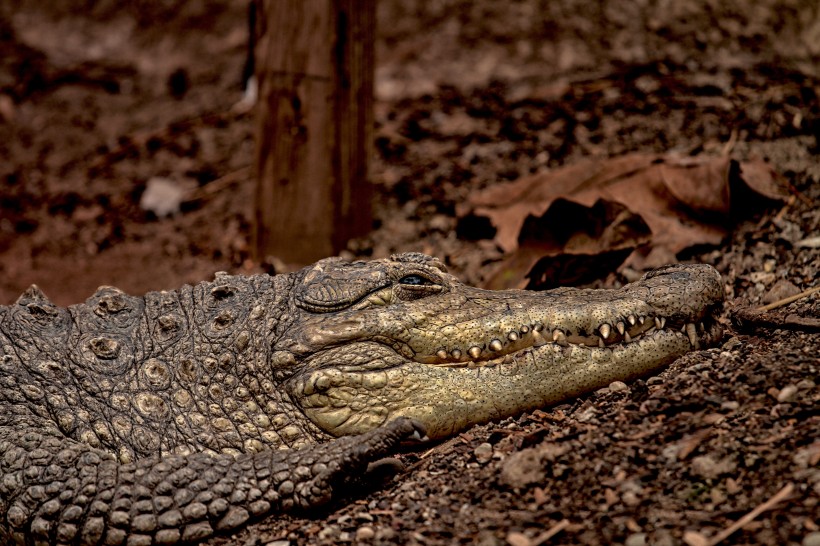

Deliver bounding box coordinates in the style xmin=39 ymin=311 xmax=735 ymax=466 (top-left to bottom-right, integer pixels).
xmin=706 ymin=483 xmax=794 ymax=545
xmin=185 ymin=166 xmax=252 ymax=201
xmin=731 ymin=285 xmax=820 ymax=333
xmin=403 ymin=436 xmax=461 ymax=474
xmin=773 ymin=194 xmax=796 ymax=222
xmin=532 ymin=519 xmax=571 ymax=545
xmin=418 ymin=436 xmax=460 ymax=460
xmin=757 ymin=285 xmax=820 ymax=312
xmin=721 ymin=128 xmax=738 ymax=156
xmin=731 ymin=307 xmax=820 ymax=333
xmin=786 ymin=182 xmax=814 ymax=207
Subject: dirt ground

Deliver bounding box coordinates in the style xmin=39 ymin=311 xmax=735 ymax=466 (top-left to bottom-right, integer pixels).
xmin=1 ymin=1 xmax=818 ymax=545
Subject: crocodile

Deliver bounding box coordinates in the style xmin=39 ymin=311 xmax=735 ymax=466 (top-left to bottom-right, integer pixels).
xmin=0 ymin=252 xmax=723 ymax=545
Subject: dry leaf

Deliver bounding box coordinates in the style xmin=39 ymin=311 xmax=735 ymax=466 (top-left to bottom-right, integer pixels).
xmin=459 ymin=152 xmax=787 ymax=288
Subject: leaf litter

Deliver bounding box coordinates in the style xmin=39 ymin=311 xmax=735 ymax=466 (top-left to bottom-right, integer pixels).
xmin=459 ymin=153 xmax=789 ymax=289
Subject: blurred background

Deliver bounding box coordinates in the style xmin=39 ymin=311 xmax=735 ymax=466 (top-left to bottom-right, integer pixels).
xmin=0 ymin=0 xmax=817 ymax=304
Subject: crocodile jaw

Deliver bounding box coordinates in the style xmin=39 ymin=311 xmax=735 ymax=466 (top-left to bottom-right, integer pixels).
xmin=288 ymin=263 xmax=724 ymax=439
xmin=295 ymin=324 xmax=718 ymax=439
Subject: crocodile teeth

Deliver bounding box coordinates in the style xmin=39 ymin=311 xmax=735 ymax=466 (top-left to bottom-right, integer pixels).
xmin=655 ymin=317 xmax=666 ymax=329
xmin=531 ymin=329 xmax=547 ymax=347
xmin=437 ymin=314 xmax=698 ymax=363
xmin=685 ymin=323 xmax=699 ymax=348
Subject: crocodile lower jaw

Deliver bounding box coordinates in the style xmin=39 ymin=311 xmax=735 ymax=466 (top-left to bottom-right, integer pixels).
xmin=295 ymin=318 xmax=721 ymax=439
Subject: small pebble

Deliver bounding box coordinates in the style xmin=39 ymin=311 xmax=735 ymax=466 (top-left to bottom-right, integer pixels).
xmin=777 ymin=385 xmax=799 ymax=403
xmin=625 ymin=533 xmax=647 ymax=546
xmin=646 ymin=376 xmax=664 ymax=386
xmin=377 ymin=527 xmax=397 ymax=541
xmin=722 ymin=337 xmax=742 ymax=351
xmin=803 ymin=532 xmax=820 ymax=546
xmin=356 ymin=526 xmax=375 ymax=541
xmin=691 ymin=455 xmax=737 ymax=480
xmin=653 ymin=530 xmax=675 ymax=546
xmin=575 ymin=405 xmax=599 ymax=423
xmin=609 ymin=380 xmax=628 ymax=392
xmin=427 ymin=214 xmax=451 ymax=232
xmin=139 ymin=177 xmax=186 ymax=217
xmin=796 ymin=235 xmax=820 ymax=248
xmin=702 ymin=413 xmax=725 ymax=425
xmin=622 ymin=491 xmax=641 ymax=506
xmin=265 ymin=541 xmax=290 ymax=546
xmin=317 ymin=526 xmax=339 ymax=540
xmin=683 ymin=530 xmax=709 ymax=546
xmin=709 ymin=488 xmax=727 ymax=506
xmin=476 ymin=531 xmax=503 ymax=546
xmin=506 ymin=531 xmax=531 ymax=546
xmin=474 ymin=443 xmax=494 ymax=464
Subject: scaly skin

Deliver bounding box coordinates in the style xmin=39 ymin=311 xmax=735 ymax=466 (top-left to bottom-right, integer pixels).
xmin=0 ymin=253 xmax=723 ymax=545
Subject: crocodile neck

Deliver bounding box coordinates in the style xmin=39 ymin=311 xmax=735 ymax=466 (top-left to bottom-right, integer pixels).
xmin=2 ymin=271 xmax=332 ymax=463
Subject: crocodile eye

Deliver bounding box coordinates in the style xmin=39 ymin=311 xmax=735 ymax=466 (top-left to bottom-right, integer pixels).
xmin=396 ymin=274 xmax=441 ymax=301
xmin=399 ymin=274 xmax=433 ymax=286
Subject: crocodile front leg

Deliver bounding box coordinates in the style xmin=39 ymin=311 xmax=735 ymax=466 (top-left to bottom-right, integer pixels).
xmin=0 ymin=417 xmax=423 ymax=546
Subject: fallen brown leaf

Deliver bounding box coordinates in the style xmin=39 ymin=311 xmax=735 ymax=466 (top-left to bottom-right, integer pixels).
xmin=459 ymin=152 xmax=787 ymax=288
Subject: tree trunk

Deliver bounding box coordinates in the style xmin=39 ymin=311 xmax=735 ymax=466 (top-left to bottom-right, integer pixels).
xmin=253 ymin=0 xmax=374 ymax=264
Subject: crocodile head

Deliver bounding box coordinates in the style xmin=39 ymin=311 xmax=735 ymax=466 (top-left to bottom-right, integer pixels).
xmin=278 ymin=253 xmax=723 ymax=440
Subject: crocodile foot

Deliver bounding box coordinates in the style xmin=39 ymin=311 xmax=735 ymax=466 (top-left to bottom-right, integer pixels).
xmin=1 ymin=418 xmax=425 ymax=545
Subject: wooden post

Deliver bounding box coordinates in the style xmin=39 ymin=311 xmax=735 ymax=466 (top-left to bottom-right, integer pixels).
xmin=253 ymin=0 xmax=374 ymax=264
